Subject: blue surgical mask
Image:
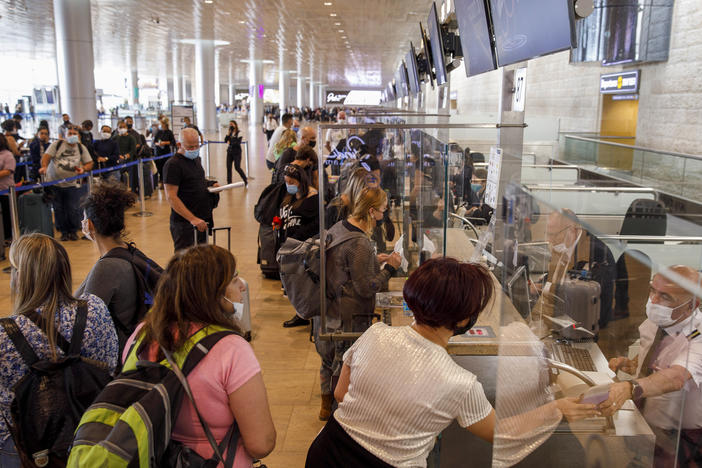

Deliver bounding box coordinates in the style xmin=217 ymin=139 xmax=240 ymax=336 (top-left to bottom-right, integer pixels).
xmin=184 ymin=148 xmax=200 ymax=160
xmin=286 ymin=183 xmax=298 ymax=195
xmin=471 ymin=183 xmax=482 ymax=193
xmin=292 ymin=126 xmax=300 ymax=133
xmin=66 ymin=135 xmax=79 ymax=145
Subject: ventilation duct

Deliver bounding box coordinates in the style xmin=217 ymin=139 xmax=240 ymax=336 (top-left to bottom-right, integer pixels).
xmin=570 ymin=0 xmax=674 ymax=66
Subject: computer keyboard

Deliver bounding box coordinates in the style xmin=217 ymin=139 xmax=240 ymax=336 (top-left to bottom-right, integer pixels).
xmin=551 ymin=342 xmax=597 ymax=372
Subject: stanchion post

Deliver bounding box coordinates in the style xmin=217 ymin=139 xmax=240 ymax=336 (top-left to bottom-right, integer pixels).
xmin=204 ymin=142 xmax=211 ymax=178
xmin=243 ymin=141 xmax=254 ymax=180
xmin=8 ymin=186 xmax=20 ymax=241
xmin=132 ymin=159 xmax=153 ymax=218
xmin=87 ymin=170 xmax=94 ymax=194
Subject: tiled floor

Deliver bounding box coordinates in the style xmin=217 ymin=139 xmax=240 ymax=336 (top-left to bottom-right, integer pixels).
xmin=0 ymin=120 xmax=324 ymax=467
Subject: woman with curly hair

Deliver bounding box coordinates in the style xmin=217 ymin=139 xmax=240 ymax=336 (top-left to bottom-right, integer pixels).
xmin=76 ymin=181 xmax=163 ymax=352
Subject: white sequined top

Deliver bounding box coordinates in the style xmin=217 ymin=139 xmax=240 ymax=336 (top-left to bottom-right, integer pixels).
xmin=336 ymin=322 xmax=493 ymax=467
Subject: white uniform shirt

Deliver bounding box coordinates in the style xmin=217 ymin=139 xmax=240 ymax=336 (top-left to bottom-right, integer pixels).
xmin=335 ymin=323 xmax=493 ymax=467
xmin=636 ymin=311 xmax=702 ymax=429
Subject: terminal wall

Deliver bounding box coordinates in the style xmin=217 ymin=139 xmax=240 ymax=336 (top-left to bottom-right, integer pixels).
xmin=635 ymin=0 xmax=702 ymax=155
xmin=448 ymin=0 xmax=702 ymax=155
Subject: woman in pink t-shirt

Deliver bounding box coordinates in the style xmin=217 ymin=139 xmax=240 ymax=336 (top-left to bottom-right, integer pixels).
xmin=123 ymin=245 xmax=276 ymax=466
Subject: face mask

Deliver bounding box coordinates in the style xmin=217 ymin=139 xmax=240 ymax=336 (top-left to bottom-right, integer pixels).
xmin=471 ymin=183 xmax=482 ymax=193
xmin=184 ymin=148 xmax=200 ymax=160
xmin=645 ymin=298 xmax=690 ymax=328
xmin=452 ymin=315 xmax=478 ymax=336
xmin=224 ymin=296 xmax=244 ymax=321
xmin=66 ymin=135 xmax=79 ymax=144
xmin=292 ymin=126 xmax=300 ymax=133
xmin=286 ymin=183 xmax=298 ymax=195
xmin=126 ymin=123 xmax=133 ymax=130
xmin=118 ymin=128 xmax=127 ymax=135
xmin=308 ymin=140 xmax=316 ymax=149
xmin=101 ymin=132 xmax=111 ymax=140
xmin=81 ymin=219 xmax=94 ymax=241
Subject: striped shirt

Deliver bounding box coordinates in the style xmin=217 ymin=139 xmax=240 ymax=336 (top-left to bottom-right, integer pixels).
xmin=336 ymin=322 xmax=492 ymax=467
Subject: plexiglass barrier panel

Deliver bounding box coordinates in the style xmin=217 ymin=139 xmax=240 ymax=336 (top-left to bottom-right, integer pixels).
xmin=493 ymin=166 xmax=701 ymax=467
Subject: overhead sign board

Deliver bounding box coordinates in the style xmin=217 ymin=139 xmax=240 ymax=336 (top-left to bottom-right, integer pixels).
xmin=600 ymin=70 xmax=640 ymax=94
xmin=326 ymin=90 xmax=350 ymax=104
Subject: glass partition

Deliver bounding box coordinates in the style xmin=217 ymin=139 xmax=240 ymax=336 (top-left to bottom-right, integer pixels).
xmin=309 ymin=119 xmax=701 ymax=466
xmin=559 ymin=134 xmax=702 ymax=202
xmin=492 ymin=162 xmax=702 ymax=467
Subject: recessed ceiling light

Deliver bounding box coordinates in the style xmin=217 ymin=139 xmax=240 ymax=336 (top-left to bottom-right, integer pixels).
xmin=338 ymin=29 xmax=344 ymax=33
xmin=204 ymin=0 xmax=213 ymax=3
xmin=324 ymin=1 xmax=332 ymax=5
xmin=239 ymin=20 xmax=245 ymax=23
xmin=341 ymin=36 xmax=347 ymax=39
xmin=330 ymin=13 xmax=337 ymax=17
xmin=334 ymin=22 xmax=341 ymax=26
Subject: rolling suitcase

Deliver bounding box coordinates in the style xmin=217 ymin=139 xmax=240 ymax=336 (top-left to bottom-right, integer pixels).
xmin=257 ymin=223 xmax=279 ymax=279
xmin=18 ymin=190 xmax=54 ymax=236
xmin=193 ymin=226 xmax=252 ymax=341
xmin=554 ymin=275 xmax=601 ymax=340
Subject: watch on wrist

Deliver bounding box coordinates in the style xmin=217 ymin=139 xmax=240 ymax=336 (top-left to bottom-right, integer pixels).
xmin=630 ymin=380 xmax=644 ymax=400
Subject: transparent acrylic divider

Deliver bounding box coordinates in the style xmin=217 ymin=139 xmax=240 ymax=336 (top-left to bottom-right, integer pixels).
xmin=494 ymin=152 xmax=702 ymax=466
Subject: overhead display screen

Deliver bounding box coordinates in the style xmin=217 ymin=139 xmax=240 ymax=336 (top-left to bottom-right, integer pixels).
xmin=406 ymin=42 xmax=420 ymax=95
xmin=489 ymin=0 xmax=575 ymax=67
xmin=454 ymin=0 xmax=497 ymax=77
xmin=427 ymin=2 xmax=448 ymax=85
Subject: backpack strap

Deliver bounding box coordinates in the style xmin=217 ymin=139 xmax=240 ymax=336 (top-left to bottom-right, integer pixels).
xmin=0 ymin=318 xmax=40 ymax=367
xmin=25 ymin=302 xmax=88 ymax=356
xmin=162 ymin=330 xmax=240 ymax=468
xmin=325 ymin=230 xmax=366 ymax=251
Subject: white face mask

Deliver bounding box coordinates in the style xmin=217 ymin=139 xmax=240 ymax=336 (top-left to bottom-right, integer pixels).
xmin=224 ymin=296 xmax=243 ymax=321
xmin=101 ymin=132 xmax=111 ymax=140
xmin=645 ymin=297 xmax=690 ymax=328
xmin=118 ymin=128 xmax=127 ymax=135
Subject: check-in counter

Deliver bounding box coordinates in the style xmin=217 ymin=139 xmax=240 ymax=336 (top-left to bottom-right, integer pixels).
xmin=520 ymin=165 xmax=580 ymax=186
xmin=526 ymin=186 xmax=656 ymax=216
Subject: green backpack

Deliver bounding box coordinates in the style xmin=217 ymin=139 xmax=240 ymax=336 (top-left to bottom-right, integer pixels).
xmin=68 ymin=325 xmax=239 ymax=467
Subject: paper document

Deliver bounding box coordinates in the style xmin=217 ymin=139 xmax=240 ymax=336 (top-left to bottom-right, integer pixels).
xmin=208 ymin=182 xmax=244 ymax=193
xmin=393 ymin=235 xmax=409 ymax=272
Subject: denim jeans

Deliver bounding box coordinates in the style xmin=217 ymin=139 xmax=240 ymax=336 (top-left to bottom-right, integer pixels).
xmin=0 ymin=437 xmax=20 ymax=468
xmin=52 ymin=184 xmax=86 ymax=234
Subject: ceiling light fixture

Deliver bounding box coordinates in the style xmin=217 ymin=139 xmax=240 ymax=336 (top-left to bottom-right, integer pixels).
xmin=334 ymin=22 xmax=341 ymax=26
xmin=204 ymin=0 xmax=213 ymax=3
xmin=324 ymin=1 xmax=332 ymax=5
xmin=330 ymin=13 xmax=337 ymax=17
xmin=239 ymin=20 xmax=245 ymax=24
xmin=338 ymin=29 xmax=344 ymax=33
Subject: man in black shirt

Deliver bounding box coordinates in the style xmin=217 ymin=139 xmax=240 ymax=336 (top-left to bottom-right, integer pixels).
xmin=163 ymin=128 xmax=218 ymax=251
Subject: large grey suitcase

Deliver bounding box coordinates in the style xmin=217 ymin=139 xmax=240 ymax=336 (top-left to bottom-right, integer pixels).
xmin=19 ymin=191 xmax=54 ymax=236
xmin=554 ymin=278 xmax=601 ymax=340
xmin=257 ymin=223 xmax=279 ymax=279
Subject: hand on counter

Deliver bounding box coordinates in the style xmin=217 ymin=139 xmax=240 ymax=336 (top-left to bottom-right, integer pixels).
xmin=598 ymin=381 xmax=632 ymax=416
xmin=554 ymin=396 xmax=601 ymax=421
xmin=609 ymin=356 xmax=637 ymax=375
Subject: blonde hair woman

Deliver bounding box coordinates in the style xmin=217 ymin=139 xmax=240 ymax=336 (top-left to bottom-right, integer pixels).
xmin=0 ymin=233 xmax=118 ymax=465
xmin=313 ymin=187 xmax=401 ymax=420
xmin=274 ymin=129 xmax=297 ymax=161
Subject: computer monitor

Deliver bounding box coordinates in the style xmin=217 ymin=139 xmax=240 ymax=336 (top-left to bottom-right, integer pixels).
xmin=427 ymin=2 xmax=448 ymax=85
xmin=395 ymin=62 xmax=409 ymax=98
xmin=507 ymin=265 xmax=532 ymax=320
xmin=419 ymin=22 xmax=435 ymax=89
xmin=386 ymin=81 xmax=396 ymax=100
xmin=454 ymin=0 xmax=497 ymax=77
xmin=488 ymin=0 xmax=576 ymax=67
xmin=406 ymin=42 xmax=421 ymax=96
xmin=45 ymin=89 xmax=55 ymax=104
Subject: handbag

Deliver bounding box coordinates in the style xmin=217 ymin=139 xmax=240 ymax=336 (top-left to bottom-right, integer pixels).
xmin=160 ymin=346 xmax=239 ymax=468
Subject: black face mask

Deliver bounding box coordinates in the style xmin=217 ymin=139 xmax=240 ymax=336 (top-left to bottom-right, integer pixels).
xmin=126 ymin=123 xmax=133 ymax=130
xmin=308 ymin=140 xmax=316 ymax=149
xmin=452 ymin=315 xmax=478 ymax=337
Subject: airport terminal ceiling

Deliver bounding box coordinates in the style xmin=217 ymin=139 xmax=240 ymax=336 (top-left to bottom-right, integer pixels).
xmin=0 ymin=0 xmax=436 ymax=88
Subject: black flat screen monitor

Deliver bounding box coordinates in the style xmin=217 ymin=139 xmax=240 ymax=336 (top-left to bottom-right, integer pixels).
xmin=454 ymin=0 xmax=497 ymax=77
xmin=387 ymin=82 xmax=396 ymax=100
xmin=406 ymin=42 xmax=420 ymax=96
xmin=395 ymin=63 xmax=408 ymax=98
xmin=419 ymin=22 xmax=435 ymax=89
xmin=45 ymin=89 xmax=55 ymax=104
xmin=427 ymin=2 xmax=448 ymax=86
xmin=489 ymin=0 xmax=576 ymax=67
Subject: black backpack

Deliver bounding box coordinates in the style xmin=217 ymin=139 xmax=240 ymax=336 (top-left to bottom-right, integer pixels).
xmin=0 ymin=303 xmax=112 ymax=467
xmin=102 ymin=243 xmax=164 ymax=337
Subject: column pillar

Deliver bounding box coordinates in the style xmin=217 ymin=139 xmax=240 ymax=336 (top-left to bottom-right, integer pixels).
xmin=172 ymin=47 xmax=181 ymax=103
xmin=214 ymin=49 xmax=221 ymax=107
xmin=166 ymin=78 xmax=174 ymax=107
xmin=130 ymin=70 xmax=139 ymax=107
xmin=53 ymin=0 xmax=97 ymax=126
xmin=228 ymin=56 xmax=235 ymax=106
